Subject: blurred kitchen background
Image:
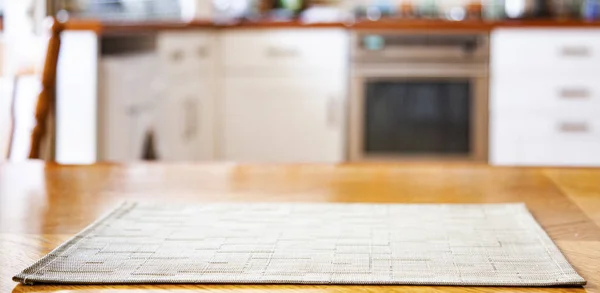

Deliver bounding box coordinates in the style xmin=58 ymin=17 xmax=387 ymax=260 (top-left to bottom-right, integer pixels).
xmin=1 ymin=0 xmax=600 ymax=166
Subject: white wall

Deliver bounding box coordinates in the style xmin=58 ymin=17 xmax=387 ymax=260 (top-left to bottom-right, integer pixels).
xmin=3 ymin=0 xmax=47 ymax=74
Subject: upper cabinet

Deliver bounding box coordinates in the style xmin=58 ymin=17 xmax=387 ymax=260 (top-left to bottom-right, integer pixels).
xmin=490 ymin=29 xmax=600 ymax=167
xmin=221 ymin=29 xmax=349 ymax=163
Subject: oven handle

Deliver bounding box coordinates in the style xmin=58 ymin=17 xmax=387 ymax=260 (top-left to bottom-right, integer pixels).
xmin=327 ymin=95 xmax=341 ymax=130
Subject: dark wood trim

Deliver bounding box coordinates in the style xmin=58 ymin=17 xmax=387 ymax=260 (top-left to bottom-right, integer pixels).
xmin=29 ymin=18 xmax=64 ymax=160
xmin=62 ymin=18 xmax=600 ymax=35
xmin=6 ymin=77 xmax=18 ymax=160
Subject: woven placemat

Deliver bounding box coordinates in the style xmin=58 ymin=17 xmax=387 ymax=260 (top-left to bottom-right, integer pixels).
xmin=14 ymin=202 xmax=585 ymax=286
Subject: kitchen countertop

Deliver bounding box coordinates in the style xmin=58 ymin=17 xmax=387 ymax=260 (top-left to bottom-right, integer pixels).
xmin=1 ymin=162 xmax=599 ymax=292
xmin=62 ymin=18 xmax=600 ymax=34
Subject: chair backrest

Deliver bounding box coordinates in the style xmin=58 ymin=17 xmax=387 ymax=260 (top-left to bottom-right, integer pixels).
xmin=28 ymin=18 xmax=63 ymax=160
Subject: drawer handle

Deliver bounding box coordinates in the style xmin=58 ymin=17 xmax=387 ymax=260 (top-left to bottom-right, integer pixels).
xmin=558 ymin=122 xmax=589 ymax=133
xmin=127 ymin=105 xmax=142 ymax=116
xmin=327 ymin=95 xmax=340 ymax=129
xmin=266 ymin=46 xmax=299 ymax=57
xmin=559 ymin=88 xmax=590 ymax=99
xmin=560 ymin=46 xmax=591 ymax=57
xmin=127 ymin=101 xmax=154 ymax=116
xmin=171 ymin=50 xmax=184 ymax=62
xmin=197 ymin=47 xmax=209 ymax=58
xmin=183 ymin=97 xmax=199 ymax=142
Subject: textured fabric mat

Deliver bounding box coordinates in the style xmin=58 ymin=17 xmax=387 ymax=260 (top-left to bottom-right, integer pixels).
xmin=14 ymin=202 xmax=585 ymax=286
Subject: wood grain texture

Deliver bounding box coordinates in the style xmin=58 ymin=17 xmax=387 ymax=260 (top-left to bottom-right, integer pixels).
xmin=1 ymin=163 xmax=599 ymax=292
xmin=61 ymin=19 xmax=600 ymax=34
xmin=545 ymin=170 xmax=600 ymax=227
xmin=63 ymin=19 xmax=346 ymax=35
xmin=28 ymin=19 xmax=63 ymax=160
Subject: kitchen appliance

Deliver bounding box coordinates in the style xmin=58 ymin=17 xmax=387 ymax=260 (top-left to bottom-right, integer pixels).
xmin=548 ymin=0 xmax=581 ymax=19
xmin=279 ymin=0 xmax=304 ymax=11
xmin=349 ymin=32 xmax=489 ymax=162
xmin=213 ymin=0 xmax=253 ymax=22
xmin=504 ymin=0 xmax=549 ymax=18
xmin=179 ymin=0 xmax=214 ymax=20
xmin=61 ymin=0 xmax=182 ymax=20
xmin=582 ymin=0 xmax=600 ymax=19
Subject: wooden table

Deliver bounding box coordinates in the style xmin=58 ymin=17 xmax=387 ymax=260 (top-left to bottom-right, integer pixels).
xmin=1 ymin=162 xmax=599 ymax=293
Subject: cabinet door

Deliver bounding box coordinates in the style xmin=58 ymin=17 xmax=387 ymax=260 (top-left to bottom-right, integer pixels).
xmin=100 ymin=80 xmax=159 ymax=162
xmin=159 ymin=81 xmax=215 ymax=161
xmin=99 ymin=54 xmax=160 ymax=162
xmin=223 ymin=77 xmax=345 ymax=163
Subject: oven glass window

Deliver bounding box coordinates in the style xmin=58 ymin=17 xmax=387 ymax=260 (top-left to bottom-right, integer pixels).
xmin=364 ymin=80 xmax=471 ymax=155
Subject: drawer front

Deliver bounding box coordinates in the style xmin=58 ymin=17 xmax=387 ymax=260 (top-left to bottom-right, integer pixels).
xmin=492 ymin=29 xmax=600 ymax=73
xmin=157 ymin=32 xmax=217 ymax=78
xmin=516 ymin=140 xmax=600 ymax=166
xmin=492 ymin=138 xmax=600 ymax=166
xmin=493 ymin=111 xmax=600 ymax=138
xmin=222 ymin=29 xmax=348 ymax=75
xmin=491 ymin=74 xmax=600 ymax=113
xmin=491 ymin=112 xmax=600 ymax=166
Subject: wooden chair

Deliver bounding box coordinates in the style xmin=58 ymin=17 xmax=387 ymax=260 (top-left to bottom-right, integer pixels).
xmin=27 ymin=18 xmax=64 ymax=160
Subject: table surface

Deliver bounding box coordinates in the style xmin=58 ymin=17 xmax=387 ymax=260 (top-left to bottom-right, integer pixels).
xmin=1 ymin=162 xmax=599 ymax=293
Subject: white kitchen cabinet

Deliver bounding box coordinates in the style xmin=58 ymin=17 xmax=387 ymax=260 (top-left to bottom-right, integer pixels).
xmin=81 ymin=29 xmax=351 ymax=164
xmin=223 ymin=77 xmax=345 ymax=163
xmin=490 ymin=28 xmax=600 ymax=167
xmin=159 ymin=82 xmax=216 ymax=161
xmin=491 ymin=29 xmax=600 ymax=74
xmin=221 ymin=28 xmax=349 ymax=163
xmin=101 ymin=67 xmax=215 ymax=162
xmin=99 ymin=53 xmax=160 ymax=162
xmin=157 ymin=31 xmax=218 ymax=161
xmin=491 ymin=110 xmax=600 ymax=166
xmin=492 ymin=74 xmax=600 ymax=114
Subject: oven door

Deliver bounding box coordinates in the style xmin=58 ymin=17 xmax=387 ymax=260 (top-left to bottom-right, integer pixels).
xmin=349 ymin=64 xmax=488 ymax=162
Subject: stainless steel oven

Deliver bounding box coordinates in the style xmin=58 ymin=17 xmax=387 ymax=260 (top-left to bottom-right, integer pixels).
xmin=349 ymin=32 xmax=489 ymax=162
